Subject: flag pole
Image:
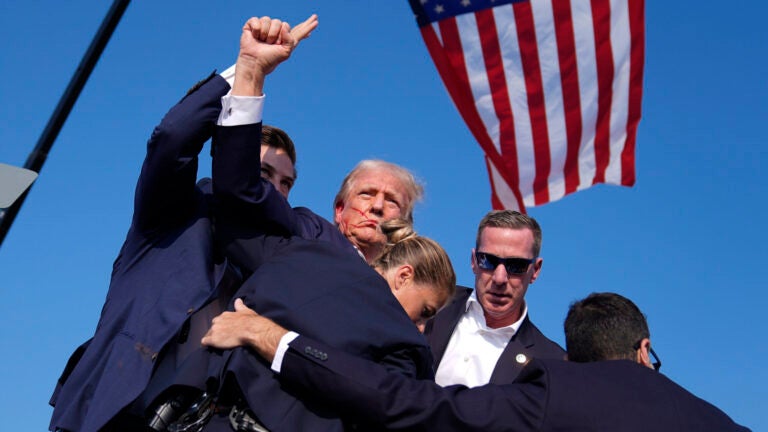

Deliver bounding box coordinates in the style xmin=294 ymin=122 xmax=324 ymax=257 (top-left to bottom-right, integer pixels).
xmin=0 ymin=0 xmax=131 ymax=248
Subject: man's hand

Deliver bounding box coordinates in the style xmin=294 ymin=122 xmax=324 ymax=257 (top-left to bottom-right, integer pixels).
xmin=201 ymin=298 xmax=288 ymax=363
xmin=232 ymin=14 xmax=318 ymax=96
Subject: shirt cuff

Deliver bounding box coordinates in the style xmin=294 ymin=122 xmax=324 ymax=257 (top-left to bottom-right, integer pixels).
xmin=218 ymin=94 xmax=265 ymax=126
xmin=271 ymin=331 xmax=299 ymax=373
xmin=220 ymin=63 xmax=236 ymax=87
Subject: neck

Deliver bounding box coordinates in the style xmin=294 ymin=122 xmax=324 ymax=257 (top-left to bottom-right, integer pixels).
xmin=360 ymin=243 xmax=384 ymax=263
xmin=484 ymin=307 xmax=523 ymax=329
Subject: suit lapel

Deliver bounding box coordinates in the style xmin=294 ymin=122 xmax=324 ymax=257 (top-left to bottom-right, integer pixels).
xmin=425 ymin=287 xmax=472 ymax=367
xmin=489 ymin=316 xmax=536 ymax=384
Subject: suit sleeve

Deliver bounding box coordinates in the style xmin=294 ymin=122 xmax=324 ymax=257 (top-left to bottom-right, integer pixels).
xmin=280 ymin=336 xmax=546 ymax=432
xmin=210 ymin=120 xmax=303 ymax=274
xmin=132 ymin=73 xmax=229 ymax=232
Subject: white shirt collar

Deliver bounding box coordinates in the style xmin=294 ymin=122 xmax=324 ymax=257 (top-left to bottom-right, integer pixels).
xmin=465 ymin=290 xmax=528 ymax=337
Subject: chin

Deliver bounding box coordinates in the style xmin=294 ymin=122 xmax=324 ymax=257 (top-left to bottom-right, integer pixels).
xmin=356 ymin=229 xmax=383 ymax=242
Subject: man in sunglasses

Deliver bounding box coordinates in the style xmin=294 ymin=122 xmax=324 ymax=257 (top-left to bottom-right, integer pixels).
xmin=218 ymin=292 xmax=749 ymax=431
xmin=425 ymin=210 xmax=565 ymax=387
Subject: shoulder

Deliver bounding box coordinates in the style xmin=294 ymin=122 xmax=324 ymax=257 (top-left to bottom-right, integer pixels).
xmin=424 ymin=286 xmax=472 ymax=335
xmin=519 ymin=316 xmax=566 ymax=357
xmin=292 ymin=206 xmax=357 ymax=250
xmin=445 ymin=286 xmax=473 ymax=311
xmin=292 ymin=206 xmax=329 ymax=226
xmin=531 ymin=360 xmax=751 ymax=431
xmin=184 ymin=71 xmax=230 ymax=98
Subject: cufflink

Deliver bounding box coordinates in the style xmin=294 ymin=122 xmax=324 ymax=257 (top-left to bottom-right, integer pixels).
xmin=515 ymin=354 xmax=528 ymax=364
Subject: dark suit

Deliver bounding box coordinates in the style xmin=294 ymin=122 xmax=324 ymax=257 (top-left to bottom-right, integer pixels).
xmin=276 ymin=335 xmax=751 ymax=432
xmin=182 ymin=235 xmax=433 ymax=432
xmin=425 ymin=287 xmax=565 ymax=384
xmin=171 ymin=105 xmax=434 ymax=431
xmin=48 ymin=73 xmax=340 ymax=432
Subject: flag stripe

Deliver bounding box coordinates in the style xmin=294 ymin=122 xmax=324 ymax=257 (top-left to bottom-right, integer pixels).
xmin=456 ymin=13 xmax=498 ymax=156
xmin=622 ymin=0 xmax=644 ymax=186
xmin=552 ymin=0 xmax=583 ymax=195
xmin=485 ymin=156 xmax=520 ymax=211
xmin=476 ymin=9 xmax=520 ymax=188
xmin=421 ymin=21 xmax=527 ymax=210
xmin=494 ymin=5 xmax=536 ymax=207
xmin=531 ymin=0 xmax=568 ymax=203
xmin=606 ymin=0 xmax=631 ymax=185
xmin=590 ymin=0 xmax=615 ymax=184
xmin=513 ymin=1 xmax=552 ymax=205
xmin=571 ymin=0 xmax=600 ymax=192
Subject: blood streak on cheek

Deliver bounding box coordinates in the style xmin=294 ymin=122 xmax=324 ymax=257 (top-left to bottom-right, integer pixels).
xmin=349 ymin=206 xmax=377 ymax=228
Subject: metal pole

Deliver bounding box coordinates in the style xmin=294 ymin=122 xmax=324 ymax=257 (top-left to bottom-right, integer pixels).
xmin=0 ymin=0 xmax=131 ymax=247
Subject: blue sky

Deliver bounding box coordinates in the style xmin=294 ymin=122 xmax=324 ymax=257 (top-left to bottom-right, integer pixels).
xmin=1 ymin=1 xmax=765 ymax=430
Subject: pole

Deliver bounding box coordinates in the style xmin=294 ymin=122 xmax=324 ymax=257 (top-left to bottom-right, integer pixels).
xmin=0 ymin=0 xmax=131 ymax=247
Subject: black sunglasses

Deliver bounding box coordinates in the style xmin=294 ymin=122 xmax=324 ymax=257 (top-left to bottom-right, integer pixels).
xmin=634 ymin=340 xmax=662 ymax=371
xmin=474 ymin=251 xmax=535 ymax=275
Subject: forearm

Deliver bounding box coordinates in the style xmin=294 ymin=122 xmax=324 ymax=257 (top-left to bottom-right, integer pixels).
xmin=246 ymin=321 xmax=288 ymax=364
xmin=279 ymin=336 xmax=531 ymax=431
xmin=211 ymin=17 xmax=305 ymax=247
xmin=133 ymin=74 xmax=230 ymax=230
xmin=231 ymin=55 xmax=265 ymax=96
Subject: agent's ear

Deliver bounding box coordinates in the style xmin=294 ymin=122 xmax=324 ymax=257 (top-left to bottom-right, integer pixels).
xmin=470 ymin=248 xmax=479 ymax=274
xmin=636 ymin=338 xmax=653 ymax=369
xmin=392 ymin=264 xmax=415 ymax=292
xmin=529 ymin=257 xmax=543 ymax=283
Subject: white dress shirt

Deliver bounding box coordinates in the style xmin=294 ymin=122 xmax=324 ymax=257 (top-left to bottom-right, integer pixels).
xmin=434 ymin=292 xmax=528 ymax=387
xmin=216 ymin=63 xmax=264 ymax=127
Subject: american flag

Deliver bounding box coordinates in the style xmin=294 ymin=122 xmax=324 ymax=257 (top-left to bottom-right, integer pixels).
xmin=408 ymin=0 xmax=644 ymax=211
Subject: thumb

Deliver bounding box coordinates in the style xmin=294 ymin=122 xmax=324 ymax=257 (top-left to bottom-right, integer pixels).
xmin=280 ymin=22 xmax=295 ymax=48
xmin=234 ymin=298 xmax=250 ymax=312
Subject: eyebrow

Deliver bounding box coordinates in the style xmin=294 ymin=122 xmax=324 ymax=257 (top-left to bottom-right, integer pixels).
xmin=382 ymin=190 xmax=403 ymax=205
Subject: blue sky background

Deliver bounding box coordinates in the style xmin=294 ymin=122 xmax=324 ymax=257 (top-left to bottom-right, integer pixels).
xmin=1 ymin=1 xmax=765 ymax=430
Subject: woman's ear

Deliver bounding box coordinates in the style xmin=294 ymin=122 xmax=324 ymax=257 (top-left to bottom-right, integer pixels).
xmin=393 ymin=264 xmax=415 ymax=292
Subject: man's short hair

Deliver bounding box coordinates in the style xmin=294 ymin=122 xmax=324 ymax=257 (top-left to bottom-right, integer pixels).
xmin=333 ymin=160 xmax=423 ymax=223
xmin=564 ymin=292 xmax=650 ymax=363
xmin=475 ymin=210 xmax=542 ymax=257
xmin=262 ymin=124 xmax=297 ymax=167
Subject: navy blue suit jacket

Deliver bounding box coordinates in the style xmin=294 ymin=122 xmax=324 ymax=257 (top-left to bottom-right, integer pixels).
xmin=184 ymin=108 xmax=434 ymax=431
xmin=424 ymin=287 xmax=565 ymax=384
xmin=277 ymin=335 xmax=751 ymax=432
xmin=49 ymin=73 xmax=342 ymax=432
xmin=191 ymin=236 xmax=433 ymax=432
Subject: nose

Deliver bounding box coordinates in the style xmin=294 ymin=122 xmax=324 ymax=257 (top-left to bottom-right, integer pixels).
xmin=491 ymin=264 xmax=509 ymax=284
xmin=416 ymin=321 xmax=426 ymax=333
xmin=370 ymin=193 xmax=385 ymax=215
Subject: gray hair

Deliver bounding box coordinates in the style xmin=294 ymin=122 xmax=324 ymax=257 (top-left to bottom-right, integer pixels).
xmin=333 ymin=160 xmax=424 ymax=223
